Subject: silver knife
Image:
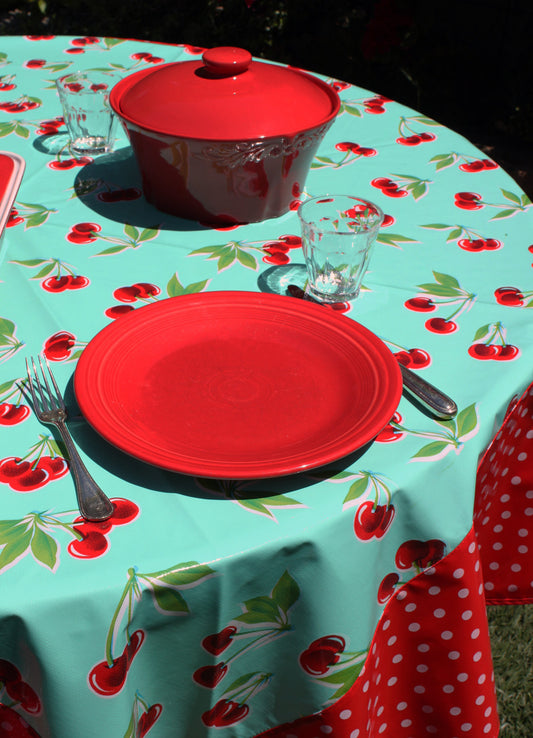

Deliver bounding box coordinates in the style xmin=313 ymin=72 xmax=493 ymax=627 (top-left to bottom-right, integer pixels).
xmin=287 ymin=285 xmax=457 ymax=420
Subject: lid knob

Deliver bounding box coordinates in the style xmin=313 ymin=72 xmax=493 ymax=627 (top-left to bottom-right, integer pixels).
xmin=202 ymin=47 xmax=252 ymax=77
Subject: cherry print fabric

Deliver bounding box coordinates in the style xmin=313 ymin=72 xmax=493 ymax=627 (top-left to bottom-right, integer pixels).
xmin=0 ymin=35 xmax=532 ymax=738
xmin=257 ymin=528 xmax=498 ymax=738
xmin=474 ymin=381 xmax=533 ymax=604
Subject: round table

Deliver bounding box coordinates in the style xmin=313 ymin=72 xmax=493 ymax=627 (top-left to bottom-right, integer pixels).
xmin=0 ymin=36 xmax=532 ymax=738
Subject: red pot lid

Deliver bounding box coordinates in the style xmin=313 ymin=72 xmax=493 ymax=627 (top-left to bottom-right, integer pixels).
xmin=111 ymin=47 xmax=340 ymax=141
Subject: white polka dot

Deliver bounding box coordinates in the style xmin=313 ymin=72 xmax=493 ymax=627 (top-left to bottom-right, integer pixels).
xmin=425 ymin=566 xmax=436 ymax=576
xmin=485 ymin=582 xmax=494 ymax=591
xmin=382 ymin=619 xmax=391 ymax=631
xmin=387 ymin=676 xmax=397 ymax=686
xmin=443 ymin=684 xmax=454 ymax=693
xmin=414 ymin=685 xmax=425 ymax=694
xmin=320 ymin=728 xmax=333 ymax=734
xmin=468 ymin=541 xmax=476 ymax=554
xmin=501 ymin=468 xmax=509 ymax=477
xmin=450 ymin=707 xmax=461 ymax=716
xmin=405 ymin=602 xmax=416 ymax=612
xmin=350 ymin=731 xmax=360 ymax=738
xmin=387 ymin=636 xmax=397 ymax=646
xmin=392 ymin=654 xmax=403 ymax=663
xmin=453 ymin=568 xmax=465 ymax=578
xmin=426 ymin=727 xmax=438 ymax=735
xmin=457 ymin=673 xmax=468 ymax=682
xmin=518 ymin=529 xmax=529 ymax=537
xmin=461 ymin=723 xmax=473 ymax=732
xmin=417 ymin=664 xmax=429 ymax=672
xmin=428 ymin=586 xmax=440 ymax=596
xmin=493 ymin=524 xmax=503 ymax=533
xmin=408 ymin=622 xmax=421 ymax=632
xmin=518 ymin=452 xmax=527 ymax=461
xmin=448 ymin=651 xmax=460 ymax=660
xmin=397 ymin=590 xmax=407 ymax=600
xmin=363 ymin=680 xmax=370 ymax=692
xmin=378 ymin=725 xmax=387 ymax=735
xmin=473 ymin=651 xmax=482 ymax=662
xmin=483 ymin=724 xmax=492 ymax=734
xmin=434 ymin=608 xmax=446 ymax=618
xmin=441 ymin=631 xmax=453 ymax=640
xmin=501 ymin=510 xmax=511 ymax=519
xmin=400 ymin=720 xmax=412 ymax=728
xmin=511 ymin=563 xmax=521 ymax=572
xmin=397 ymin=702 xmax=408 ymax=711
xmin=525 ymin=508 xmax=533 ymax=517
xmin=528 ymin=430 xmax=533 ymax=439
xmin=418 ymin=643 xmax=430 ymax=652
xmin=462 ymin=610 xmax=473 ymax=620
xmin=492 ymin=542 xmax=503 ymax=550
xmin=475 ymin=695 xmax=485 ymax=705
xmin=484 ymin=707 xmax=492 ymax=718
xmin=489 ymin=562 xmax=499 ymax=570
xmin=518 ymin=545 xmax=528 ymax=554
xmin=422 ymin=705 xmax=433 ymax=714
xmin=511 ymin=476 xmax=522 ymax=485
xmin=478 ymin=674 xmax=486 ymax=685
xmin=500 ymin=493 xmax=511 ymax=503
xmin=526 ymin=490 xmax=533 ymax=499
xmin=339 ymin=710 xmax=351 ymax=720
xmin=458 ymin=588 xmax=469 ymax=598
xmin=471 ymin=628 xmax=480 ymax=639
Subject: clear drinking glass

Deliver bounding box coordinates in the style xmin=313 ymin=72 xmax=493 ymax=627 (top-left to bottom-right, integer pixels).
xmin=298 ymin=195 xmax=384 ymax=302
xmin=55 ymin=71 xmax=119 ymax=155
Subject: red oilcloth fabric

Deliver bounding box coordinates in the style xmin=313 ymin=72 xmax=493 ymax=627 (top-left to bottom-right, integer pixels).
xmin=257 ymin=527 xmax=498 ymax=738
xmin=474 ymin=381 xmax=533 ymax=605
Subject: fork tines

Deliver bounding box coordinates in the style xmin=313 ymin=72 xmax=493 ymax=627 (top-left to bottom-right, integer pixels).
xmin=26 ymin=355 xmax=65 ymax=413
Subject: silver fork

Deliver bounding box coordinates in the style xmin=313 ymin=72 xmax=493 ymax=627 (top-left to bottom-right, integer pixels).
xmin=26 ymin=356 xmax=114 ymax=521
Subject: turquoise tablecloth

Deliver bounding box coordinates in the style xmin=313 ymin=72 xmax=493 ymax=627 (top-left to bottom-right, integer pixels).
xmin=0 ymin=36 xmax=531 ymax=738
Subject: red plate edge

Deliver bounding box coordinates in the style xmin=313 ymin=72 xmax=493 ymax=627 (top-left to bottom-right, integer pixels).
xmin=0 ymin=151 xmax=25 ymax=241
xmin=74 ymin=292 xmax=403 ymax=479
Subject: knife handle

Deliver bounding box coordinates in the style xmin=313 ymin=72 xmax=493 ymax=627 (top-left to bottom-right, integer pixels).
xmin=399 ymin=363 xmax=457 ymax=420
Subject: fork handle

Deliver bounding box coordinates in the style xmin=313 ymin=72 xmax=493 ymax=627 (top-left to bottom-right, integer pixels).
xmin=55 ymin=420 xmax=114 ymax=521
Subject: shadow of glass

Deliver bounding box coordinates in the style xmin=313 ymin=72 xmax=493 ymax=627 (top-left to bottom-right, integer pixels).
xmin=257 ymin=262 xmax=307 ymax=296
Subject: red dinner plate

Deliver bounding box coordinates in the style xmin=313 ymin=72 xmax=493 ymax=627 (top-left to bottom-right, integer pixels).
xmin=74 ymin=292 xmax=402 ymax=478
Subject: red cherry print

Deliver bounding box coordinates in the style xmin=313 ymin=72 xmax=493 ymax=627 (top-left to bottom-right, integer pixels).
xmin=0 ymin=705 xmax=40 ymax=738
xmin=131 ymin=52 xmax=153 ymax=60
xmin=418 ymin=132 xmax=436 ymax=141
xmin=454 ymin=191 xmax=483 ymax=210
xmin=331 ymin=80 xmax=350 ymax=92
xmin=396 ymin=134 xmax=422 ymax=146
xmin=459 ymin=160 xmax=485 ymax=173
xmin=109 ymin=498 xmax=139 ymax=525
xmin=68 ymin=275 xmax=90 ymax=289
xmin=279 ymin=234 xmax=302 ymax=248
xmin=353 ymin=500 xmax=395 ymax=540
xmin=72 ymin=222 xmax=102 ymax=235
xmin=88 ymin=630 xmax=145 ymax=696
xmin=145 ymin=55 xmax=164 ymax=64
xmin=371 ymin=177 xmax=393 ymax=189
xmin=0 ymin=457 xmax=32 ymax=482
xmin=48 ymin=159 xmax=77 ymax=170
xmin=72 ymin=517 xmax=113 ymax=535
xmin=42 ymin=275 xmax=71 ymax=292
xmin=458 ymin=238 xmax=485 ymax=252
xmin=494 ymin=287 xmax=524 ymax=306
xmin=202 ymin=699 xmax=250 ymax=727
xmin=408 ymin=348 xmax=431 ymax=368
xmin=0 ymin=658 xmax=22 ymax=685
xmin=335 ymin=141 xmax=360 ymax=152
xmin=0 ymin=403 xmax=30 ymax=425
xmin=481 ymin=158 xmax=498 ymax=170
xmin=494 ymin=344 xmax=520 ymax=361
xmin=375 ymin=411 xmax=404 ymax=443
xmin=404 ymin=296 xmax=436 ymax=312
xmin=37 ymin=455 xmax=69 ymax=480
xmin=263 ymin=240 xmax=290 ymax=255
xmin=193 ymin=661 xmax=228 ymax=688
xmin=43 ymin=330 xmax=76 ymax=361
xmin=5 ymin=679 xmax=41 ymax=714
xmin=138 ymin=704 xmax=163 ymax=737
xmin=202 ymin=626 xmax=237 ymax=655
xmin=468 ymin=344 xmax=499 ymax=360
xmin=381 ymin=214 xmax=395 ymax=227
xmin=377 ymin=572 xmax=400 ymax=604
xmin=394 ymin=350 xmax=412 ymax=368
xmin=289 ymin=199 xmax=302 ymax=211
xmin=7 ymin=208 xmax=24 ymax=227
xmin=263 ymin=252 xmax=290 ymax=265
xmin=65 ymin=48 xmax=85 ymax=55
xmin=0 ymin=82 xmax=16 ymax=91
xmin=299 ymin=635 xmax=346 ymax=675
xmin=425 ymin=317 xmax=457 ymax=334
xmin=105 ymin=305 xmax=135 ymax=319
xmin=9 ymin=465 xmax=50 ymax=492
xmin=114 ymin=285 xmax=141 ymax=303
xmin=395 ymin=538 xmax=446 ymax=570
xmin=483 ymin=238 xmax=501 ymax=250
xmin=383 ymin=186 xmax=408 ymax=198
xmin=25 ymin=59 xmax=46 ymax=68
xmin=68 ymin=530 xmax=109 ymax=558
xmin=134 ymin=283 xmax=161 ymax=298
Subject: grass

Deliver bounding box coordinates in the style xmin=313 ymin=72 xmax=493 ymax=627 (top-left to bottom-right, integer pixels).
xmin=488 ymin=605 xmax=533 ymax=737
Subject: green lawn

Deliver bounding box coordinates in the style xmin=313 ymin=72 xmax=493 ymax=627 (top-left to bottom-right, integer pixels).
xmin=488 ymin=605 xmax=533 ymax=737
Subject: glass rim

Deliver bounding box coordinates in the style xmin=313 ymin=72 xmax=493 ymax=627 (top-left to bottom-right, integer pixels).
xmin=297 ymin=194 xmax=384 ymax=233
